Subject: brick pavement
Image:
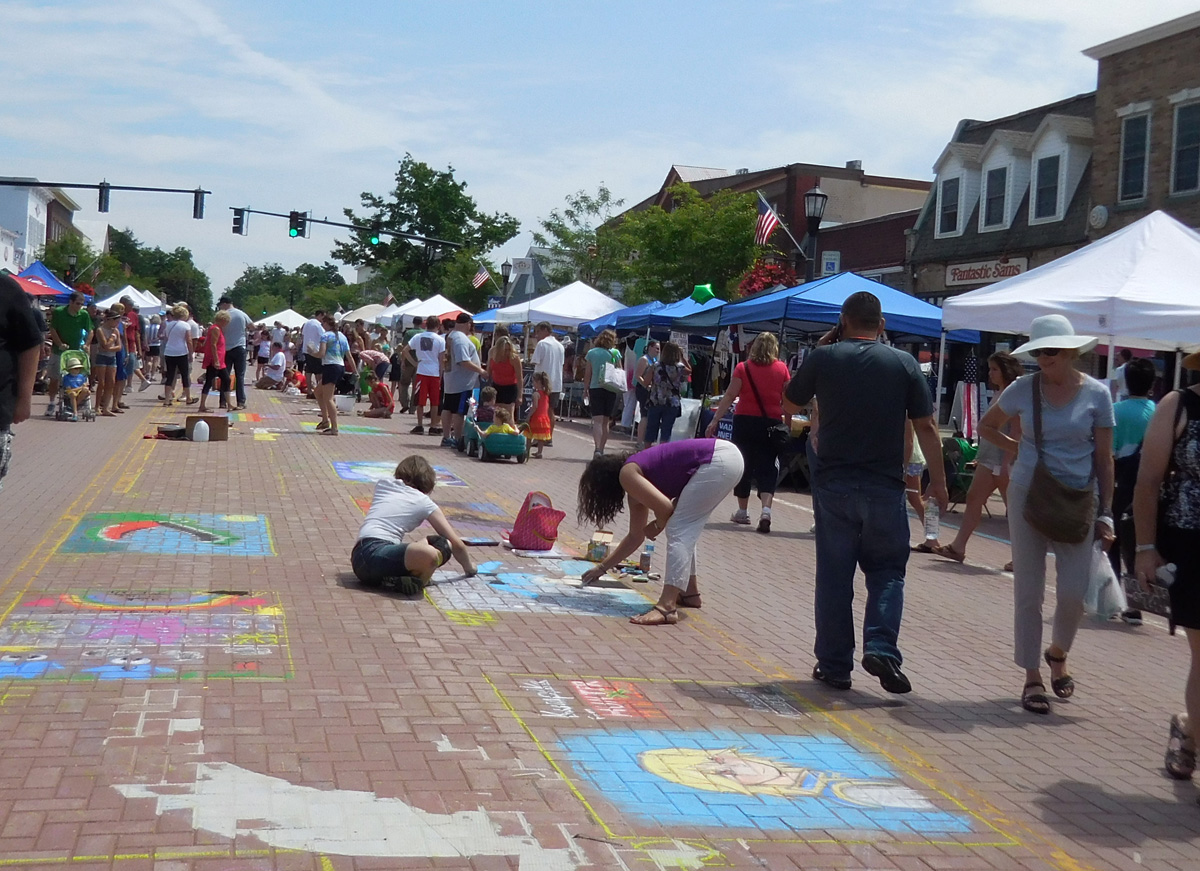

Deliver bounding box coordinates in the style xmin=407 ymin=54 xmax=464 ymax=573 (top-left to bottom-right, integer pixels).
xmin=0 ymin=386 xmax=1196 ymax=870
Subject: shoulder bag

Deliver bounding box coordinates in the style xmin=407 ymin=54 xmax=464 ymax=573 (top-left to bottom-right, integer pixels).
xmin=1022 ymin=372 xmax=1095 ymax=543
xmin=743 ymin=363 xmax=790 ymax=452
xmin=602 ymin=348 xmax=625 ymax=393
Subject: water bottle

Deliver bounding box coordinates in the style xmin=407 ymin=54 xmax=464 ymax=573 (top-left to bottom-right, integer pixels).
xmin=639 ymin=542 xmax=654 ymax=572
xmin=192 ymin=420 xmax=210 ymax=442
xmin=923 ymin=498 xmax=939 ymax=542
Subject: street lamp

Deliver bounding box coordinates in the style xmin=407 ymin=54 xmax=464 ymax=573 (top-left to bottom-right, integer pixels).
xmin=500 ymin=259 xmax=513 ymax=301
xmin=65 ymin=254 xmax=78 ymax=287
xmin=803 ymin=186 xmax=828 ymax=283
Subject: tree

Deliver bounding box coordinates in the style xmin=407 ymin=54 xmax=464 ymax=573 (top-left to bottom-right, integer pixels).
xmin=531 ymin=185 xmax=626 ymax=292
xmin=738 ymin=259 xmax=798 ymax=297
xmin=330 ymin=154 xmax=519 ymax=304
xmin=433 ymin=248 xmax=501 ymax=315
xmin=104 ymin=229 xmax=212 ymax=313
xmin=614 ymin=183 xmax=757 ymax=304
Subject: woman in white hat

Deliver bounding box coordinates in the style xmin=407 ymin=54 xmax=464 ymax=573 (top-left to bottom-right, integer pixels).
xmin=977 ymin=314 xmax=1115 ymax=714
xmin=1133 ymin=350 xmax=1200 ymax=780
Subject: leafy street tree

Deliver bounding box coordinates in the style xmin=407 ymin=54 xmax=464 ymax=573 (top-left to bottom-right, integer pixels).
xmin=614 ymin=183 xmax=757 ymax=304
xmin=434 ymin=248 xmax=502 ymax=315
xmin=228 ymin=262 xmax=347 ymax=314
xmin=531 ymin=185 xmax=626 ymax=293
xmin=331 ymin=154 xmax=520 ymax=304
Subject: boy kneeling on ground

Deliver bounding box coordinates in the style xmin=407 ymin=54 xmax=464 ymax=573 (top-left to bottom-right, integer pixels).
xmin=351 ymin=455 xmax=476 ymax=594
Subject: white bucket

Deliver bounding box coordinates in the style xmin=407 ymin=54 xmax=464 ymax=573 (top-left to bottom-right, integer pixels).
xmin=191 ymin=420 xmax=210 ymax=442
xmin=335 ymin=394 xmax=355 ymax=414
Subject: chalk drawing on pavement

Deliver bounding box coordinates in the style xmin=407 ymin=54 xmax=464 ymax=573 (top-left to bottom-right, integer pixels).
xmin=428 ymin=570 xmax=647 ymax=618
xmin=60 ymin=513 xmax=274 ymax=556
xmin=300 ymin=422 xmax=388 ymax=435
xmin=0 ymin=590 xmax=291 ymax=681
xmin=333 ymin=461 xmax=468 ymax=487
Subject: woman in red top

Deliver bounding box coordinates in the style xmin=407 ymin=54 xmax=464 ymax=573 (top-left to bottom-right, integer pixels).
xmin=704 ymin=333 xmax=791 ymax=534
xmin=487 ymin=335 xmax=522 ymax=419
xmin=198 ymin=311 xmax=230 ymax=413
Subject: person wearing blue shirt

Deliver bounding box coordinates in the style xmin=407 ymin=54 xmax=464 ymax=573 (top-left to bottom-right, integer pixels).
xmin=1110 ymin=357 xmax=1157 ymax=587
xmin=314 ymin=314 xmax=357 ymax=436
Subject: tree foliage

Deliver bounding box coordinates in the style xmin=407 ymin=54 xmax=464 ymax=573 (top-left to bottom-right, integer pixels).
xmin=738 ymin=259 xmax=798 ymax=297
xmin=613 ymin=183 xmax=757 ymax=304
xmin=228 ymin=262 xmax=348 ymax=315
xmin=531 ymin=185 xmax=626 ymax=292
xmin=330 ymin=154 xmax=519 ymax=305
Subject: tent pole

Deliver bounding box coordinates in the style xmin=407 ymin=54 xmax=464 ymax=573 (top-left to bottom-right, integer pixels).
xmin=1177 ymin=349 xmax=1184 ymax=389
xmin=1106 ymin=336 xmax=1116 ymax=381
xmin=934 ymin=331 xmax=947 ymax=424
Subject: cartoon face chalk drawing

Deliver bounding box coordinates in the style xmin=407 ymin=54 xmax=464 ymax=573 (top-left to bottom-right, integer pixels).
xmin=0 ymin=590 xmax=291 ymax=682
xmin=557 ymin=728 xmax=971 ymax=834
xmin=334 ymin=461 xmax=468 ymax=487
xmin=60 ymin=513 xmax=273 ymax=556
xmin=429 ymin=571 xmax=648 ymax=618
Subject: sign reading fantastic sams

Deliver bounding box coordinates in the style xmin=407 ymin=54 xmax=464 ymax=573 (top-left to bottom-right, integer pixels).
xmin=944 ymin=257 xmax=1028 ymax=287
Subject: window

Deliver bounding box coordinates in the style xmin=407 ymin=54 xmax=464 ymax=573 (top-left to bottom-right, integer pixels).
xmin=1034 ymin=155 xmax=1061 ymax=219
xmin=1174 ymin=103 xmax=1200 ymax=194
xmin=938 ymin=177 xmax=960 ymax=234
xmin=1119 ymin=114 xmax=1149 ymax=201
xmin=983 ymin=166 xmax=1007 ymax=227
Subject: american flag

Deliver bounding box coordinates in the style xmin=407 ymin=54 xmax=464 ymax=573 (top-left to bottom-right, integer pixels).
xmin=471 ymin=265 xmax=490 ymax=289
xmin=960 ymin=356 xmax=981 ymax=440
xmin=383 ymin=291 xmax=395 ymax=305
xmin=754 ymin=195 xmax=780 ymax=246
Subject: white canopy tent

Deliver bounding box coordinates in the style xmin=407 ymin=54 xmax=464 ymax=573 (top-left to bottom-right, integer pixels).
xmin=338 ymin=303 xmax=388 ymax=324
xmin=379 ymin=297 xmax=425 ymax=327
xmin=482 ymin=281 xmax=623 ymax=327
xmin=942 ymin=211 xmax=1200 ymax=353
xmin=399 ymin=294 xmax=467 ymax=320
xmin=94 ymin=285 xmax=163 ymax=312
xmin=262 ymin=308 xmax=308 ymax=330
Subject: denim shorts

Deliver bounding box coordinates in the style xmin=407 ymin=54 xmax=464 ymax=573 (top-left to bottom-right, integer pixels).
xmin=95 ymin=354 xmax=117 ymax=368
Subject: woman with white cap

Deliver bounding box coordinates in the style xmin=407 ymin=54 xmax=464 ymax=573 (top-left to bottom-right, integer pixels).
xmin=977 ymin=314 xmax=1115 ymax=714
xmin=1133 ymin=350 xmax=1200 ymax=781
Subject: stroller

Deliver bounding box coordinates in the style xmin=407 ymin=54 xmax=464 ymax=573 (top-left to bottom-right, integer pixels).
xmin=56 ymin=350 xmax=96 ymax=422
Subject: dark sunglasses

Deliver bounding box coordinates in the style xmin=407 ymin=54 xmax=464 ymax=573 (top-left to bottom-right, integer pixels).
xmin=1030 ymin=348 xmax=1062 ymax=358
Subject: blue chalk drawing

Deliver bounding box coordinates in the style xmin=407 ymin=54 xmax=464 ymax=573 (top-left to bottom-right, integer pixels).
xmin=61 ymin=513 xmax=273 ymax=557
xmin=476 ymin=561 xmax=505 ymax=575
xmin=558 ymin=727 xmax=971 ymax=834
xmin=81 ymin=662 xmax=177 ymax=680
xmin=555 ymin=560 xmax=598 ymax=576
xmin=0 ymin=656 xmax=66 ymax=679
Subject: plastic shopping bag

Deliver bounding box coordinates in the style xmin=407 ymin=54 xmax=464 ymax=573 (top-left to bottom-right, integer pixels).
xmin=1084 ymin=543 xmax=1127 ymax=619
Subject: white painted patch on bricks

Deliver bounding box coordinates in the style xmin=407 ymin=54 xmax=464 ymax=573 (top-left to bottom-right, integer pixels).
xmin=434 ymin=734 xmax=489 ymax=758
xmin=114 ymin=761 xmax=581 ymax=869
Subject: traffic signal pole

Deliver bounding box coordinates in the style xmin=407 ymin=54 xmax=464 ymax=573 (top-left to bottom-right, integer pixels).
xmin=227 ymin=207 xmax=461 ymax=249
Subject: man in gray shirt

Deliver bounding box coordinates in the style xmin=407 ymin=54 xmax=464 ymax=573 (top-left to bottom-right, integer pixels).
xmin=784 ymin=291 xmax=948 ymax=694
xmin=217 ymin=296 xmax=252 ymax=410
xmin=440 ymin=313 xmax=484 ymax=448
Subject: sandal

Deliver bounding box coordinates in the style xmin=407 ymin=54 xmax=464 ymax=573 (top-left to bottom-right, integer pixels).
xmin=678 ymin=593 xmax=702 ymax=609
xmin=1004 ymin=561 xmax=1014 ymax=572
xmin=1043 ymin=649 xmax=1075 ymax=699
xmin=932 ymin=543 xmax=966 ymax=563
xmin=1165 ymin=713 xmax=1196 ymax=780
xmin=910 ymin=542 xmax=936 ymax=553
xmin=629 ymin=605 xmax=678 ymax=626
xmin=1022 ymin=682 xmax=1051 ymax=715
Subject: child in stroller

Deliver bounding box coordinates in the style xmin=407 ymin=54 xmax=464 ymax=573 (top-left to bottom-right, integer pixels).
xmin=57 ymin=350 xmax=94 ymax=421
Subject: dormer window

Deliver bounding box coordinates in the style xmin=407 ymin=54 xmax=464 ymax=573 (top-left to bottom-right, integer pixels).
xmin=1033 ymin=155 xmax=1061 ymax=220
xmin=982 ymin=167 xmax=1008 ymax=228
xmin=938 ymin=177 xmax=960 ymax=235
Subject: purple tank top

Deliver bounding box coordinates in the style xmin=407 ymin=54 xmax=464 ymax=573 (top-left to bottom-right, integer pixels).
xmin=625 ymin=439 xmax=717 ymax=500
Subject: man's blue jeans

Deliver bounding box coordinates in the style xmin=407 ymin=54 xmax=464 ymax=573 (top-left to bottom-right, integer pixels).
xmin=812 ymin=477 xmax=910 ymax=679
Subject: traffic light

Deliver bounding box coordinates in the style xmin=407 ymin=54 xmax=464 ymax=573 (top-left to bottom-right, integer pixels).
xmin=63 ymin=264 xmax=75 ymax=285
xmin=192 ymin=188 xmax=206 ymax=220
xmin=289 ymin=211 xmax=302 ymax=237
xmin=369 ymin=221 xmax=382 ymax=245
xmin=232 ymin=208 xmax=247 ymax=236
xmin=97 ymin=181 xmax=110 ymax=213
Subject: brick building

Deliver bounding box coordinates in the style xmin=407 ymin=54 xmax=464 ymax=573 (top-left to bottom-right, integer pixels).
xmin=813 ymin=209 xmax=920 ymax=291
xmin=1084 ymin=11 xmax=1200 ymax=237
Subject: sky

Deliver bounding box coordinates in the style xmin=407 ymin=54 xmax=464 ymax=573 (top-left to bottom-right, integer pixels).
xmin=2 ymin=0 xmax=1197 ymax=298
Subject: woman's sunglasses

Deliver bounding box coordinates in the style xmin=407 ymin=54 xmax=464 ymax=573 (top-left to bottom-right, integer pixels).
xmin=1030 ymin=348 xmax=1062 ymax=358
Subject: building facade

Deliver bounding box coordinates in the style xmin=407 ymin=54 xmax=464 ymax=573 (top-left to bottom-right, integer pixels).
xmin=1084 ymin=11 xmax=1200 ymax=237
xmin=0 ymin=178 xmax=80 ymax=270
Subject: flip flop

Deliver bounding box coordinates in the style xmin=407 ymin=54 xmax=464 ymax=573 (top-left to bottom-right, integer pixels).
xmin=932 ymin=544 xmax=966 ymax=563
xmin=678 ymin=593 xmax=702 ymax=609
xmin=910 ymin=542 xmax=936 ymax=553
xmin=630 ymin=605 xmax=678 ymax=626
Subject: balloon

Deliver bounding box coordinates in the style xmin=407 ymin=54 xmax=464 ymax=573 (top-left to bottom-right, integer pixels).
xmin=691 ymin=284 xmax=715 ymax=304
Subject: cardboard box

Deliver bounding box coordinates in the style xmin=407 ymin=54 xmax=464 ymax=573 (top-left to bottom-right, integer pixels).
xmin=185 ymin=414 xmax=229 ymax=441
xmin=587 ymin=530 xmax=614 ymax=562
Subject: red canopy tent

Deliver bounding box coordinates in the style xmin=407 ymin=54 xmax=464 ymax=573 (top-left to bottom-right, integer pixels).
xmin=8 ymin=274 xmax=60 ymax=297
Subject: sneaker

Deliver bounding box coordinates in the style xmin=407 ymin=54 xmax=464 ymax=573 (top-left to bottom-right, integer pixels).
xmin=757 ymin=514 xmax=771 ymax=534
xmin=429 ymin=427 xmax=443 ymax=435
xmin=1121 ymin=609 xmax=1143 ymax=626
xmin=45 ymin=402 xmax=56 ymax=417
xmin=410 ymin=425 xmax=425 ymax=435
xmin=137 ymin=380 xmax=151 ymax=392
xmin=730 ymin=510 xmax=751 ymax=525
xmin=809 ymin=522 xmax=817 ymax=533
xmin=440 ymin=437 xmax=456 ymax=448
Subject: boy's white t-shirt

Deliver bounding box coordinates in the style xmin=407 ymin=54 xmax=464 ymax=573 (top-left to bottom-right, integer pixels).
xmin=411 ymin=331 xmax=445 ymax=377
xmin=357 ymin=479 xmax=438 ymax=544
xmin=266 ymin=351 xmax=287 ymax=381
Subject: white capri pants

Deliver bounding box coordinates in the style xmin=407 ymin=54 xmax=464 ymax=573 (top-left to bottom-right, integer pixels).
xmin=663 ymin=440 xmax=745 ymax=589
xmin=1007 ymin=481 xmax=1095 ymax=670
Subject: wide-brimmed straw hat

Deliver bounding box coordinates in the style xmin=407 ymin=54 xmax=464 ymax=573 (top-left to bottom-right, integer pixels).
xmin=1183 ymin=350 xmax=1200 ymax=371
xmin=1012 ymin=314 xmax=1098 ymax=358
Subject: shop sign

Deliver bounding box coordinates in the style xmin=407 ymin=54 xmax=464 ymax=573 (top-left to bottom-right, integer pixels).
xmin=945 ymin=257 xmax=1027 ymax=286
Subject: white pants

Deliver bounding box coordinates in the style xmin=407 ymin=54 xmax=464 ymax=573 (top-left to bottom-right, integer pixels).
xmin=663 ymin=440 xmax=745 ymax=589
xmin=1008 ymin=481 xmax=1095 ymax=670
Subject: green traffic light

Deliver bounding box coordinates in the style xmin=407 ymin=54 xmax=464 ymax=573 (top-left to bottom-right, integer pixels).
xmin=289 ymin=228 xmax=299 ymax=237
xmin=369 ymin=234 xmax=380 ymax=245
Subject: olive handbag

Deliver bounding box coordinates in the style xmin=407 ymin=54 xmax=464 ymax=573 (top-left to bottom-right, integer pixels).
xmin=1022 ymin=373 xmax=1095 ymax=544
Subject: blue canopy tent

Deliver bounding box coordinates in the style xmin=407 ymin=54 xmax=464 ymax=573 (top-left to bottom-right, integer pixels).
xmin=673 ymin=272 xmax=979 ymax=343
xmin=578 ymin=300 xmax=663 ymax=337
xmin=647 ymin=294 xmax=726 ymax=329
xmin=19 ymin=261 xmax=85 ymax=305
